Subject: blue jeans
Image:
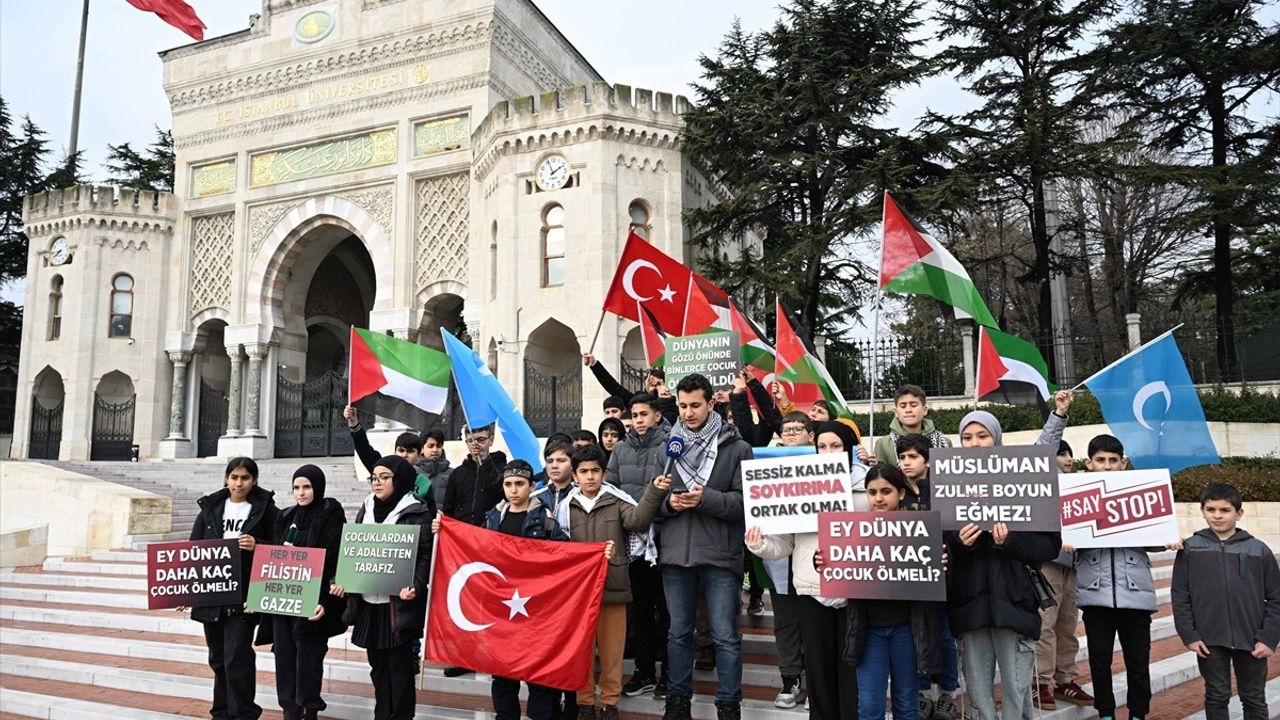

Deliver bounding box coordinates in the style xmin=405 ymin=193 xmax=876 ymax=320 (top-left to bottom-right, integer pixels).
xmin=858 ymin=625 xmax=918 ymax=720
xmin=919 ymin=606 xmax=959 ymax=692
xmin=959 ymin=628 xmax=1035 ymax=720
xmin=662 ymin=564 xmax=742 ymax=703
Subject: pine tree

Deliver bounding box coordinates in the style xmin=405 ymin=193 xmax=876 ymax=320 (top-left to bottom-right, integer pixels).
xmin=0 ymin=100 xmax=57 ymax=284
xmin=926 ymin=0 xmax=1112 ymax=377
xmin=681 ymin=0 xmax=939 ymax=340
xmin=105 ymin=127 xmax=175 ymax=193
xmin=1096 ymin=0 xmax=1280 ymax=381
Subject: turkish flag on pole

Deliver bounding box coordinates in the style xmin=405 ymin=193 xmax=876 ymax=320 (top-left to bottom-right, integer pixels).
xmin=123 ymin=0 xmax=207 ymax=41
xmin=426 ymin=516 xmax=608 ymax=690
xmin=602 ymin=231 xmax=719 ymax=336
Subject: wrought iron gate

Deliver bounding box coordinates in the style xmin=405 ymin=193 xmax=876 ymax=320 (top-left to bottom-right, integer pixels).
xmin=28 ymin=399 xmax=62 ymax=460
xmin=522 ymin=361 xmax=582 ymax=437
xmin=197 ymin=382 xmax=228 ymax=458
xmin=274 ymin=370 xmax=360 ymax=458
xmin=90 ymin=394 xmax=135 ymax=461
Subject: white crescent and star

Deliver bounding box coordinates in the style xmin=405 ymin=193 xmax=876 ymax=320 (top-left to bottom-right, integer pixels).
xmin=445 ymin=562 xmax=534 ymax=633
xmin=1132 ymin=381 xmax=1172 ymax=432
xmin=622 ymin=259 xmax=678 ymax=304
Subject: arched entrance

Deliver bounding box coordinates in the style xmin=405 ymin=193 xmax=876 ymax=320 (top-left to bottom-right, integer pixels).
xmin=195 ymin=320 xmax=230 ymax=457
xmin=524 ymin=318 xmax=582 ymax=436
xmin=620 ymin=326 xmax=648 ymax=391
xmin=274 ymin=231 xmax=375 ymax=457
xmin=419 ymin=291 xmax=466 ymax=438
xmin=28 ymin=366 xmax=64 ymax=460
xmin=91 ymin=371 xmax=135 ymax=461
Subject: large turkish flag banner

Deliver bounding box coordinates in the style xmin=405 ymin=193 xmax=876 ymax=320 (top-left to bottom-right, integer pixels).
xmin=425 ymin=516 xmax=608 ymax=690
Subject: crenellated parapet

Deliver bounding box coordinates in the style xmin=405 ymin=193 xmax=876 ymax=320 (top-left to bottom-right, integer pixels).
xmin=471 ymin=82 xmax=691 ymax=179
xmin=22 ymin=185 xmax=178 ymax=237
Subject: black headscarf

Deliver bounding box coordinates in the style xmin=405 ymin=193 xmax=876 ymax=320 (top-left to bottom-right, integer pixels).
xmin=372 ymin=455 xmax=417 ymax=523
xmin=291 ymin=464 xmax=326 ymax=531
xmin=815 ymin=420 xmax=859 ymax=465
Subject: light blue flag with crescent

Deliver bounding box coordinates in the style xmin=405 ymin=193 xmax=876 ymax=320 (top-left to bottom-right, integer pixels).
xmin=440 ymin=328 xmax=544 ymax=472
xmin=752 ymin=445 xmax=816 ymax=459
xmin=1080 ymin=330 xmax=1219 ymax=474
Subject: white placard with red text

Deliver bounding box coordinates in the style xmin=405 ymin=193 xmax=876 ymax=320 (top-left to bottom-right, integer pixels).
xmin=1059 ymin=469 xmax=1179 ymax=548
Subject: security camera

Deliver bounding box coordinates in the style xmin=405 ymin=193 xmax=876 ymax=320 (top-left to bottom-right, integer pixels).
xmin=495 ymin=336 xmax=506 ymax=350
xmin=128 ymin=338 xmax=135 ymax=346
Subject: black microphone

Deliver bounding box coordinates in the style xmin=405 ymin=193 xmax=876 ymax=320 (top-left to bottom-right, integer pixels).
xmin=663 ymin=435 xmax=688 ymax=494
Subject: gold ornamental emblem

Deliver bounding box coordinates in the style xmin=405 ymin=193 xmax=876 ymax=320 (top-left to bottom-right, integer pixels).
xmin=294 ymin=10 xmax=335 ymax=44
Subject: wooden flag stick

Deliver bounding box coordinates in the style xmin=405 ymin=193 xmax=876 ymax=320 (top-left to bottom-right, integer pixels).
xmin=587 ymin=310 xmax=607 ymax=356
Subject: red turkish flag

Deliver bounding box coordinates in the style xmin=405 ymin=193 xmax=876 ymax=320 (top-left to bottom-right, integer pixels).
xmin=124 ymin=0 xmax=207 ymax=41
xmin=426 ymin=516 xmax=607 ymax=690
xmin=602 ymin=231 xmax=719 ymax=335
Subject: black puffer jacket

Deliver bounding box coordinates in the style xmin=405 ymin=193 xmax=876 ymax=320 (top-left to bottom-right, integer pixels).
xmin=188 ymin=485 xmax=278 ymax=625
xmin=845 ymin=600 xmax=943 ymax=675
xmin=441 ymin=451 xmax=507 ymax=526
xmin=943 ymin=529 xmax=1060 ymax=639
xmin=270 ymin=498 xmax=347 ymax=638
xmin=606 ymin=420 xmax=671 ymax=502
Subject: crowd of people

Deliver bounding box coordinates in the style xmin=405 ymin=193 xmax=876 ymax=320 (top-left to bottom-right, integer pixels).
xmin=182 ymin=357 xmax=1280 ymax=720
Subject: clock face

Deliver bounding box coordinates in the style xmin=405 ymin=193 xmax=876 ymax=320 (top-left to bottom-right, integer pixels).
xmin=50 ymin=238 xmax=70 ymax=266
xmin=536 ymin=155 xmax=570 ymax=191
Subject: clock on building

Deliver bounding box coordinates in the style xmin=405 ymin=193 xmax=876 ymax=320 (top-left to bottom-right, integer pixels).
xmin=49 ymin=237 xmax=71 ymax=266
xmin=535 ymin=154 xmax=570 ymax=191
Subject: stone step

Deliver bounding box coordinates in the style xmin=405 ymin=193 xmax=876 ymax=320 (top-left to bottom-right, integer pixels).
xmin=0 ymin=687 xmax=194 ymax=720
xmin=0 ymin=569 xmax=145 ymax=591
xmin=39 ymin=559 xmax=146 ymax=577
xmin=1178 ymin=675 xmax=1280 ymax=720
xmin=89 ymin=550 xmax=147 ymax=562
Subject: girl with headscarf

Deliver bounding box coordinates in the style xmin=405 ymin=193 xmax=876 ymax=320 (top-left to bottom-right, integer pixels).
xmin=271 ymin=464 xmax=346 ymax=720
xmin=332 ymin=455 xmax=434 ymax=720
xmin=745 ymin=420 xmax=868 ymax=720
xmin=945 ymin=393 xmax=1070 ymax=720
xmin=188 ymin=457 xmax=278 ymax=720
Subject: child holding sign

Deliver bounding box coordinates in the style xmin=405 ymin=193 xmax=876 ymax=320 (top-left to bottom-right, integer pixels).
xmin=843 ymin=465 xmax=944 ymax=720
xmin=333 ymin=455 xmax=433 ymax=720
xmin=945 ymin=403 xmax=1068 ymax=720
xmin=271 ymin=464 xmax=347 ymax=720
xmin=189 ymin=457 xmax=278 ymax=720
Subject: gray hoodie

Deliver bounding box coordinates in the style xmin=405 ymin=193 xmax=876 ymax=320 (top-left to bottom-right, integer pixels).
xmin=653 ymin=421 xmax=752 ymax=575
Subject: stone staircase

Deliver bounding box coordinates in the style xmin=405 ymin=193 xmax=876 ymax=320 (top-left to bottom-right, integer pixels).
xmin=45 ymin=459 xmax=368 ymax=543
xmin=2 ymin=548 xmax=1278 ymax=719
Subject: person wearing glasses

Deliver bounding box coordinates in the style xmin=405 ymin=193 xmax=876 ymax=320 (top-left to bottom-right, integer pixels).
xmin=438 ymin=424 xmax=507 ymax=677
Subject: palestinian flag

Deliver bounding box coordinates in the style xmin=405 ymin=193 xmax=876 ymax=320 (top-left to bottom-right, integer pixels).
xmin=880 ymin=191 xmax=998 ymax=328
xmin=976 ymin=326 xmax=1056 ymax=405
xmin=637 ymin=304 xmax=667 ymax=368
xmin=775 ymin=299 xmax=849 ymax=416
xmin=349 ymin=327 xmax=451 ymax=429
xmin=730 ymin=300 xmax=776 ymax=376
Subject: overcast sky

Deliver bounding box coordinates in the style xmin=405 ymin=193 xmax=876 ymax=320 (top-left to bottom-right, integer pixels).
xmin=0 ymin=0 xmax=968 ymax=310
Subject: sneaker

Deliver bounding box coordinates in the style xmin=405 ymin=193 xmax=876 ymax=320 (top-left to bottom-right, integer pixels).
xmin=714 ymin=701 xmax=741 ymax=720
xmin=1034 ymin=682 xmax=1056 ymax=710
xmin=774 ymin=675 xmax=804 ymax=709
xmin=663 ymin=695 xmax=692 ymax=720
xmin=1053 ymin=682 xmax=1094 ymax=706
xmin=442 ymin=666 xmax=472 ymax=678
xmin=933 ymin=692 xmax=957 ymax=720
xmin=576 ymin=707 xmax=598 ymax=720
xmin=653 ymin=672 xmax=668 ymax=700
xmin=623 ymin=673 xmax=657 ymax=697
xmin=748 ymin=596 xmax=765 ymax=616
xmin=599 ymin=707 xmax=619 ymax=720
xmin=919 ymin=690 xmax=935 ymax=720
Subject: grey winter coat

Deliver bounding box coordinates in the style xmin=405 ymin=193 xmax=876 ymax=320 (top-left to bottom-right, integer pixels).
xmin=606 ymin=420 xmax=671 ymax=502
xmin=1172 ymin=528 xmax=1280 ymax=651
xmin=1075 ymin=548 xmax=1158 ymax=612
xmin=653 ymin=422 xmax=752 ymax=575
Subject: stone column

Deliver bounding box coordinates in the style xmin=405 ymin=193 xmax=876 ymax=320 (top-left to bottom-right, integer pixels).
xmin=244 ymin=344 xmax=268 ymax=436
xmin=814 ymin=335 xmax=827 ymax=364
xmin=961 ymin=324 xmax=976 ymax=398
xmin=1125 ymin=313 xmax=1142 ymax=351
xmin=225 ymin=345 xmax=243 ymax=436
xmin=166 ymin=351 xmax=193 ymax=439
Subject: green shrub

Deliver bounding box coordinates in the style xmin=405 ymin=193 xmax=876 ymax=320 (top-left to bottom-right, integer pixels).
xmin=1172 ymin=457 xmax=1280 ymax=503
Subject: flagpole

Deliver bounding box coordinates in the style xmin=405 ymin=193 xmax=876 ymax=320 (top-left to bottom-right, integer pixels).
xmin=419 ymin=518 xmax=443 ymax=686
xmin=1069 ymin=324 xmax=1184 ymax=392
xmin=586 ymin=309 xmax=606 ymax=355
xmin=973 ymin=324 xmax=983 ymax=409
xmin=868 ymin=193 xmax=890 ymax=443
xmin=680 ymin=274 xmax=695 ymax=335
xmin=636 ymin=300 xmax=649 ymax=367
xmin=68 ymin=0 xmax=90 ymax=162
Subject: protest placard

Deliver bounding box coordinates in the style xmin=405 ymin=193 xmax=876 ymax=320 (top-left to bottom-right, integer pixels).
xmin=818 ymin=511 xmax=946 ymax=601
xmin=334 ymin=524 xmax=421 ymax=595
xmin=742 ymin=453 xmax=866 ymax=534
xmin=1059 ymin=469 xmax=1178 ymax=548
xmin=246 ymin=544 xmax=326 ymax=617
xmin=664 ymin=330 xmax=741 ymax=391
xmin=146 ymin=539 xmax=242 ymax=610
xmin=930 ymin=445 xmax=1061 ymax=531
